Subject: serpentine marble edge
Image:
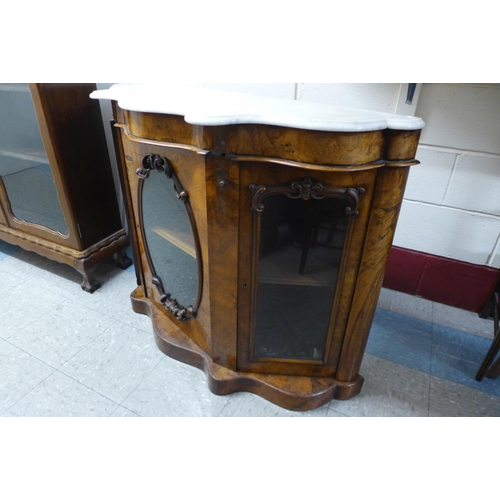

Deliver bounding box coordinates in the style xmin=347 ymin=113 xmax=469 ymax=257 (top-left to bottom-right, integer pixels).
xmin=91 ymin=84 xmax=425 ymax=133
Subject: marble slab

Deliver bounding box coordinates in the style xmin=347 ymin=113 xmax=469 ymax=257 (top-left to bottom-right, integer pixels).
xmin=90 ymin=84 xmax=425 ymax=132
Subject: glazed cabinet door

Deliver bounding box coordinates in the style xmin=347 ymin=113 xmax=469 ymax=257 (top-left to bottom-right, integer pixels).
xmin=119 ymin=135 xmax=211 ymax=354
xmin=0 ymin=83 xmax=120 ymax=252
xmin=237 ymin=161 xmax=377 ymax=377
xmin=0 ymin=84 xmax=72 ymax=242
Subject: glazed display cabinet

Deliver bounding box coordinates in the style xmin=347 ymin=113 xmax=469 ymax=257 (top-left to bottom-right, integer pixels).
xmin=0 ymin=83 xmax=130 ymax=291
xmin=92 ymin=84 xmax=424 ymax=410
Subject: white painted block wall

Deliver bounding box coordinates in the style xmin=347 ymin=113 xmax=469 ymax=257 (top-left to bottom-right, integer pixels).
xmin=97 ymin=83 xmax=500 ymax=269
xmin=396 ymin=84 xmax=500 ymax=268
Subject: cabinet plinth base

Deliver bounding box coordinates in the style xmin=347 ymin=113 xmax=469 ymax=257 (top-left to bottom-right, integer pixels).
xmin=131 ymin=287 xmax=364 ymax=411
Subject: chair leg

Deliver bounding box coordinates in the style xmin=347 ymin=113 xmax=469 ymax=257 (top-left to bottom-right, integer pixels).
xmin=299 ymin=204 xmax=319 ymax=275
xmin=476 ymin=334 xmax=500 ymax=381
xmin=476 ymin=292 xmax=500 ymax=381
xmin=486 ymin=356 xmax=500 ymax=379
xmin=299 ymin=232 xmax=313 ymax=275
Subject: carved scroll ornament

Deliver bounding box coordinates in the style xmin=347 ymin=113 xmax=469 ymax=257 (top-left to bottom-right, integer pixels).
xmin=152 ymin=277 xmax=194 ymax=321
xmin=137 ymin=154 xmax=188 ymax=202
xmin=249 ymin=177 xmax=365 ymax=214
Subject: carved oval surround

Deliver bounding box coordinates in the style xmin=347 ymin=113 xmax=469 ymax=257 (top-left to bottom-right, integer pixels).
xmin=137 ymin=153 xmax=203 ymax=320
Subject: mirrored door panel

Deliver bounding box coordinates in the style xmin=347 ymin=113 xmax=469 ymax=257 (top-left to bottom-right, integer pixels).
xmin=0 ymin=84 xmax=68 ymax=234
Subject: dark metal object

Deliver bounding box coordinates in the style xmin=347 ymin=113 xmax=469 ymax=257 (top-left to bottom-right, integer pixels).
xmin=406 ymin=83 xmax=417 ymax=105
xmin=137 ymin=153 xmax=203 ymax=321
xmin=476 ymin=292 xmax=500 ymax=381
xmin=249 ymin=177 xmax=365 ymax=214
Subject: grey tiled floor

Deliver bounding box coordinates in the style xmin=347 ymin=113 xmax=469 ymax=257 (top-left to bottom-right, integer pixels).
xmin=1 ymin=242 xmax=499 ymax=417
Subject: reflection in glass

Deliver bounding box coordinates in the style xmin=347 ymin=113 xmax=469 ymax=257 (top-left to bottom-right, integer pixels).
xmin=141 ymin=167 xmax=198 ymax=315
xmin=254 ymin=196 xmax=349 ymax=361
xmin=0 ymin=84 xmax=68 ymax=234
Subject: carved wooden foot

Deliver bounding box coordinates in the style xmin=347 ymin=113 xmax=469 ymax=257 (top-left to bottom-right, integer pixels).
xmin=115 ymin=247 xmax=133 ymax=269
xmin=74 ymin=260 xmax=101 ymax=293
xmin=80 ymin=272 xmax=101 ymax=293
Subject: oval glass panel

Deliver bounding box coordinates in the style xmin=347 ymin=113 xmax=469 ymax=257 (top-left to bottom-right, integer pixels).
xmin=140 ymin=157 xmax=200 ymax=319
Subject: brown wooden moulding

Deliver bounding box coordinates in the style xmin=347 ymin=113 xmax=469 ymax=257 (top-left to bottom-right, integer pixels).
xmin=122 ymin=110 xmax=386 ymax=166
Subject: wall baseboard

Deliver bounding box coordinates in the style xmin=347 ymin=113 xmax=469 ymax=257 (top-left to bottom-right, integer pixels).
xmin=383 ymin=247 xmax=499 ymax=313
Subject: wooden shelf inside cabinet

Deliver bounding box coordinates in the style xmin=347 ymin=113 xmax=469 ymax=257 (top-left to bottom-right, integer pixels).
xmin=92 ymin=84 xmax=424 ymax=410
xmin=0 ymin=83 xmax=131 ymax=292
xmin=151 ymin=226 xmax=196 ymax=258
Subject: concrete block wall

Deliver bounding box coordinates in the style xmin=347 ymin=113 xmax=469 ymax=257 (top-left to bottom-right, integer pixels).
xmin=204 ymin=82 xmax=402 ymax=112
xmin=395 ymin=83 xmax=500 ymax=268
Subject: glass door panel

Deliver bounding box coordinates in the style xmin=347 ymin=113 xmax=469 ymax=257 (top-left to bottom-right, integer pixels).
xmin=254 ymin=195 xmax=349 ymax=361
xmin=247 ymin=176 xmax=364 ymax=364
xmin=0 ymin=84 xmax=68 ymax=234
xmin=139 ymin=154 xmax=202 ymax=321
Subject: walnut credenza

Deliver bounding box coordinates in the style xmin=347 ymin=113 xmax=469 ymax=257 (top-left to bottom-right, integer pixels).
xmin=93 ymin=85 xmax=424 ymax=410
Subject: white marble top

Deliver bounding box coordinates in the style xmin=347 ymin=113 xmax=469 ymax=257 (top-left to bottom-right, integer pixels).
xmin=91 ymin=84 xmax=425 ymax=132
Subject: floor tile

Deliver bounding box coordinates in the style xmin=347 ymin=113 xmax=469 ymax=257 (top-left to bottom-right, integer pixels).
xmin=0 ymin=268 xmax=25 ymax=294
xmin=0 ymin=249 xmax=135 ymax=308
xmin=2 ymin=244 xmax=500 ymax=418
xmin=429 ymin=376 xmax=500 ymax=417
xmin=326 ymin=409 xmax=349 ymax=417
xmin=378 ymin=287 xmax=494 ymax=339
xmin=59 ymin=321 xmax=163 ymax=403
xmin=329 ymin=354 xmax=430 ymax=417
xmin=2 ymin=371 xmax=119 ymax=417
xmin=367 ymin=308 xmax=433 ymax=373
xmin=432 ymin=301 xmax=493 ymax=339
xmin=219 ymin=392 xmax=329 ymax=417
xmin=378 ymin=288 xmax=433 ymax=323
xmin=3 ymin=249 xmax=152 ymax=333
xmin=431 ymin=323 xmax=500 ymax=398
xmin=110 ymin=406 xmax=141 ymax=417
xmin=68 ymin=268 xmax=153 ymax=333
xmin=7 ymin=299 xmax=117 ymax=368
xmin=0 ymin=341 xmax=54 ymax=415
xmin=0 ymin=240 xmax=20 ymax=260
xmin=0 ymin=249 xmax=78 ymax=286
xmin=0 ymin=281 xmax=66 ymax=340
xmin=121 ymin=357 xmax=230 ymax=417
